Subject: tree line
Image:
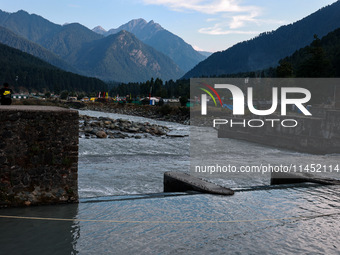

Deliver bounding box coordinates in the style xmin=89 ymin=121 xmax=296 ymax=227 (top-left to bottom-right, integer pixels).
xmin=109 ymin=78 xmax=189 ymax=99
xmin=0 ymin=42 xmax=107 ymax=94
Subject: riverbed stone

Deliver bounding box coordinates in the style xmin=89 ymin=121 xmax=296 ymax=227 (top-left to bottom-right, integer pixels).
xmin=79 ymin=114 xmax=172 ymax=139
xmin=96 ymin=131 xmax=107 ymax=138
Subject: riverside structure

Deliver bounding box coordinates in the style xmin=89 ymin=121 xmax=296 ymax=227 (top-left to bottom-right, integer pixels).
xmin=0 ymin=106 xmax=79 ymax=207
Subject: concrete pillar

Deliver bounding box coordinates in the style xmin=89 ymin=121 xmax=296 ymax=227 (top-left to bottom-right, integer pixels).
xmin=0 ymin=106 xmax=79 ymax=207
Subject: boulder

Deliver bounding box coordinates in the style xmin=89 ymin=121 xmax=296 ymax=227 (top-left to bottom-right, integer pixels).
xmin=96 ymin=131 xmax=107 ymax=138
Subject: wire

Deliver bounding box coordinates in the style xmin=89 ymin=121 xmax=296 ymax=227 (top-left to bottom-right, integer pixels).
xmin=0 ymin=212 xmax=339 ymax=224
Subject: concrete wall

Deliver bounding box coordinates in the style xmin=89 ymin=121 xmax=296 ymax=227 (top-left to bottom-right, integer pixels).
xmin=336 ymin=87 xmax=340 ymax=109
xmin=0 ymin=106 xmax=79 ymax=207
xmin=218 ymin=110 xmax=340 ymax=154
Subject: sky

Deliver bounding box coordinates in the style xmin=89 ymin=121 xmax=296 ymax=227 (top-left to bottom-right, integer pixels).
xmin=0 ymin=0 xmax=338 ymax=52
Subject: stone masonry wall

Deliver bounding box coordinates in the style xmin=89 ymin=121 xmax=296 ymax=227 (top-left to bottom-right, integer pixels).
xmin=0 ymin=106 xmax=79 ymax=207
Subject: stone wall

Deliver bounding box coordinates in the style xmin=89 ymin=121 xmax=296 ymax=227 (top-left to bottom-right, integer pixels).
xmin=0 ymin=106 xmax=79 ymax=207
xmin=218 ymin=110 xmax=340 ymax=154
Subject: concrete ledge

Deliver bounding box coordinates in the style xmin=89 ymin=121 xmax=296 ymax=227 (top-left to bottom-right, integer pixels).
xmin=0 ymin=105 xmax=75 ymax=112
xmin=270 ymin=172 xmax=340 ymax=185
xmin=164 ymin=171 xmax=234 ymax=195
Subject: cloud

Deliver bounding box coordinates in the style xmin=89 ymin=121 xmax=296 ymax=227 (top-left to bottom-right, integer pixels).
xmin=142 ymin=0 xmax=256 ymax=14
xmin=228 ymin=10 xmax=259 ymax=29
xmin=198 ymin=15 xmax=260 ymax=35
xmin=198 ymin=17 xmax=285 ymax=35
xmin=142 ymin=0 xmax=284 ymax=35
xmin=199 ymin=26 xmax=260 ymax=35
xmin=193 ymin=45 xmax=205 ymax=51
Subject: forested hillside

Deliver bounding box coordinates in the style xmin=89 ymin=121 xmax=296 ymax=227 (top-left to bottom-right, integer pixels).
xmin=184 ymin=0 xmax=340 ymax=78
xmin=277 ymin=29 xmax=340 ymax=78
xmin=0 ymin=43 xmax=107 ymax=93
xmin=0 ymin=26 xmax=76 ymax=72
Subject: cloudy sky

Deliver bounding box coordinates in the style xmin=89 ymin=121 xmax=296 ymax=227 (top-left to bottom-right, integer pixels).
xmin=0 ymin=0 xmax=337 ymax=52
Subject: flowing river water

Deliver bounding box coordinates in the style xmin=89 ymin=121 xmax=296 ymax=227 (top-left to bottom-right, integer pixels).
xmin=0 ymin=110 xmax=339 ymax=254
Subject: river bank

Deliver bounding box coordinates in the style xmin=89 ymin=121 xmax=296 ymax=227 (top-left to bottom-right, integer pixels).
xmin=73 ymin=101 xmax=190 ymax=125
xmin=13 ymin=99 xmax=190 ymax=125
xmin=13 ymin=99 xmax=340 ymax=155
xmin=79 ymin=114 xmax=188 ymax=139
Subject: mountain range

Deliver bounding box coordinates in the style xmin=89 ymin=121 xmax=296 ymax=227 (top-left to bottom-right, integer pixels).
xmin=92 ymin=18 xmax=207 ymax=73
xmin=1 ymin=0 xmax=340 ymax=86
xmin=0 ymin=10 xmax=204 ymax=83
xmin=184 ymin=0 xmax=340 ymax=78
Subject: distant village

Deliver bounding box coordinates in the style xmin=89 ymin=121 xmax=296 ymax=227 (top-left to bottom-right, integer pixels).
xmin=11 ymin=91 xmax=182 ymax=106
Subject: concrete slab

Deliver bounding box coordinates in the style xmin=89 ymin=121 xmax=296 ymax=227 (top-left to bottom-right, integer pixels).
xmin=164 ymin=171 xmax=234 ymax=195
xmin=271 ymin=172 xmax=340 ymax=185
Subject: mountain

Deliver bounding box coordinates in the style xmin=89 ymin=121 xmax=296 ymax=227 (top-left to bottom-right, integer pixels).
xmin=0 ymin=9 xmax=182 ymax=82
xmin=0 ymin=10 xmax=59 ymax=43
xmin=0 ymin=42 xmax=107 ymax=93
xmin=198 ymin=51 xmax=213 ymax=58
xmin=106 ymin=19 xmax=158 ymax=39
xmin=95 ymin=18 xmax=206 ymax=73
xmin=277 ymin=28 xmax=340 ymax=77
xmin=0 ymin=26 xmax=76 ymax=72
xmin=38 ymin=23 xmax=103 ymax=64
xmin=0 ymin=9 xmax=10 ymax=23
xmin=75 ymin=30 xmax=183 ymax=82
xmin=92 ymin=26 xmax=106 ymax=35
xmin=184 ymin=0 xmax=340 ymax=78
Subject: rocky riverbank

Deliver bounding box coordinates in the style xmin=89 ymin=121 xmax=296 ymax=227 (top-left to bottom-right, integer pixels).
xmin=79 ymin=114 xmax=187 ymax=139
xmin=14 ymin=99 xmax=190 ymax=125
xmin=73 ymin=102 xmax=190 ymax=125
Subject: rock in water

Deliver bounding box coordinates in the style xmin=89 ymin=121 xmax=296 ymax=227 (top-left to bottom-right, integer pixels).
xmin=96 ymin=131 xmax=107 ymax=138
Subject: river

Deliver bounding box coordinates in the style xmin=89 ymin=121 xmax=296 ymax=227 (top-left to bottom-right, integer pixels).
xmin=0 ymin=110 xmax=339 ymax=255
xmin=78 ymin=110 xmax=339 ymax=197
xmin=78 ymin=109 xmax=190 ymax=197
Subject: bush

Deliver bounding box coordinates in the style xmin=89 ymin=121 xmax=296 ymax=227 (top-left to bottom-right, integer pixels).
xmin=158 ymin=104 xmax=173 ymax=115
xmin=60 ymin=90 xmax=69 ymax=100
xmin=178 ymin=106 xmax=189 ymax=116
xmin=179 ymin=96 xmax=188 ymax=106
xmin=157 ymin=98 xmax=164 ymax=106
xmin=141 ymin=98 xmax=150 ymax=105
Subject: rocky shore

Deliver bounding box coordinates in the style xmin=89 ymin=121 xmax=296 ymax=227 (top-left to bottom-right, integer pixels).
xmin=71 ymin=102 xmax=190 ymax=125
xmin=14 ymin=99 xmax=191 ymax=125
xmin=79 ymin=114 xmax=187 ymax=139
